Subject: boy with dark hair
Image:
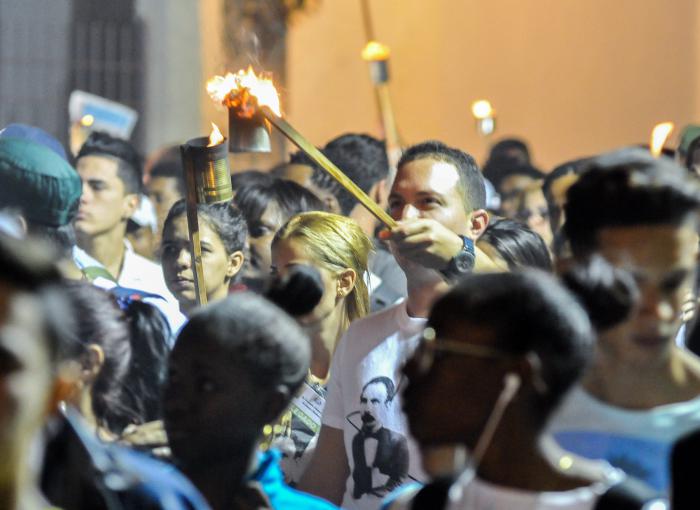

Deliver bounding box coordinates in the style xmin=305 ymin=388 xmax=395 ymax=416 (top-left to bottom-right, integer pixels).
xmin=75 ymin=132 xmax=176 ymax=303
xmin=164 ymin=292 xmax=338 ymax=510
xmin=547 ymin=148 xmax=700 ymax=493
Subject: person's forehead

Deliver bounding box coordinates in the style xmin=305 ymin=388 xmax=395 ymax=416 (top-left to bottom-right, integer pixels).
xmin=163 ymin=214 xmax=188 ymax=238
xmin=393 ymin=158 xmax=460 ymax=196
xmin=148 ymin=176 xmax=180 ymax=193
xmin=596 ymin=223 xmax=699 ymax=272
xmin=260 ymin=201 xmax=286 ymax=227
xmin=501 ymin=174 xmax=536 ymax=193
xmin=76 ymin=154 xmax=120 ymax=178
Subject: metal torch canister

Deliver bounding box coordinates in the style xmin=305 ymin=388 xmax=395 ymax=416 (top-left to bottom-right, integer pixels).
xmin=180 ymin=136 xmax=233 ymax=204
xmin=227 ymin=108 xmax=272 ymax=153
xmin=369 ymin=59 xmax=390 ymax=85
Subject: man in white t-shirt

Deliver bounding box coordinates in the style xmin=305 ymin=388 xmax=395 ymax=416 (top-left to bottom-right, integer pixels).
xmin=547 ymin=149 xmax=700 ymax=493
xmin=298 ymin=141 xmax=495 ymax=510
xmin=385 ymin=271 xmax=668 ymax=510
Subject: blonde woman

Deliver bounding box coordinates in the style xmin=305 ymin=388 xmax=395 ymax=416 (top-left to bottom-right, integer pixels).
xmin=269 ymin=211 xmax=373 ymax=483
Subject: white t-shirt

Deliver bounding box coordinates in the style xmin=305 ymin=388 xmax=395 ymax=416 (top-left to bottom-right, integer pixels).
xmin=322 ymin=300 xmax=427 ymax=510
xmin=547 ymin=385 xmax=700 ymax=493
xmin=384 ymin=476 xmax=613 ymax=510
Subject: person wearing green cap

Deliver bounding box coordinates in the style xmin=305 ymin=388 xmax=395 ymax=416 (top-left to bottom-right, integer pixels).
xmin=0 ymin=136 xmax=87 ymax=276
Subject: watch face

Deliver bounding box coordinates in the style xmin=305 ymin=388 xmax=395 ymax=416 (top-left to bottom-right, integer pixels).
xmin=455 ymin=251 xmax=475 ymax=272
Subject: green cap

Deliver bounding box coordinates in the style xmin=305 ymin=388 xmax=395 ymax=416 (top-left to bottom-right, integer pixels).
xmin=0 ymin=138 xmax=81 ymax=227
xmin=679 ymin=125 xmax=700 ymax=154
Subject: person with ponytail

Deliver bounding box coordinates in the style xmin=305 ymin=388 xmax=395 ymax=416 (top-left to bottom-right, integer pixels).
xmin=61 ymin=281 xmax=170 ymax=440
xmin=269 ymin=211 xmax=373 ymax=483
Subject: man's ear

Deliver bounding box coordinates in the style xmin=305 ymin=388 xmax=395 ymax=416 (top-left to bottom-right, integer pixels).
xmin=123 ymin=193 xmax=140 ymax=220
xmin=469 ymin=209 xmax=489 ymax=238
xmin=371 ymin=179 xmax=389 ymax=209
xmin=81 ymin=344 xmax=105 ymax=385
xmin=226 ymin=250 xmax=245 ymax=279
xmin=336 ymin=268 xmax=357 ymax=299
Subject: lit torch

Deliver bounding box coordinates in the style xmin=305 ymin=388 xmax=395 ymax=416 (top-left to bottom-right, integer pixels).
xmin=179 ymin=122 xmax=233 ymax=305
xmin=650 ymin=121 xmax=674 ymax=158
xmin=361 ymin=41 xmax=402 ymax=178
xmin=471 ymin=99 xmax=496 ymax=137
xmin=207 ymin=68 xmax=397 ymax=229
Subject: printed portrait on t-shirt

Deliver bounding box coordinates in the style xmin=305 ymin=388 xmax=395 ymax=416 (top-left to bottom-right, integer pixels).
xmin=346 ymin=375 xmax=410 ymax=500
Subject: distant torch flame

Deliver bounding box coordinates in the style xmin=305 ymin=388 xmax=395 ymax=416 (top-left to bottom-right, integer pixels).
xmin=362 ymin=41 xmax=391 ymax=61
xmin=206 ymin=66 xmax=281 ymax=117
xmin=650 ymin=122 xmax=674 ymax=157
xmin=207 ymin=122 xmax=224 ymax=147
xmin=471 ymin=100 xmax=494 ymax=120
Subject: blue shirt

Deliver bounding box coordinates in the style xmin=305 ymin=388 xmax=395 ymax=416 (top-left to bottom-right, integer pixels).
xmin=252 ymin=450 xmax=339 ymax=510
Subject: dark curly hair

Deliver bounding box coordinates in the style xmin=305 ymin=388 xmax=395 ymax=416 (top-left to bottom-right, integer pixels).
xmin=164 ymin=199 xmax=247 ymax=256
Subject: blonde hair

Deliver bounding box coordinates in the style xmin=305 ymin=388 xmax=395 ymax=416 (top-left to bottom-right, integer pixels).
xmin=274 ymin=211 xmax=373 ymax=329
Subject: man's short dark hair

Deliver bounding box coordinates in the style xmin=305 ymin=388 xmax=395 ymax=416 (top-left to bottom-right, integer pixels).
xmin=289 ymin=149 xmax=346 ymax=210
xmin=397 ymin=141 xmax=486 ymax=211
xmin=77 ymin=132 xmax=142 ymax=194
xmin=150 ymin=156 xmax=186 ymax=197
xmin=323 ymin=134 xmax=389 ymax=215
xmin=564 ymin=148 xmax=700 ymax=257
xmin=177 ymin=292 xmax=310 ymax=394
xmin=429 ymin=271 xmax=594 ymax=423
xmin=233 ymin=178 xmax=325 ymax=234
xmin=483 ymin=163 xmax=544 ymax=195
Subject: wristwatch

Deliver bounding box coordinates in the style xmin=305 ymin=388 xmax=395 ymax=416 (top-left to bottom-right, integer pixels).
xmin=440 ymin=235 xmax=476 ymax=282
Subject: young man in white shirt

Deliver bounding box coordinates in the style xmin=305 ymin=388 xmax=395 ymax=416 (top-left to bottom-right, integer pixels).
xmin=547 ymin=148 xmax=700 ymax=493
xmin=74 ymin=132 xmax=175 ymax=303
xmin=298 ymin=141 xmax=492 ymax=510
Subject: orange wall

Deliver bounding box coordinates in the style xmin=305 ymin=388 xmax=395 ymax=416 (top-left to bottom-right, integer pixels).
xmin=286 ymin=0 xmax=698 ymax=170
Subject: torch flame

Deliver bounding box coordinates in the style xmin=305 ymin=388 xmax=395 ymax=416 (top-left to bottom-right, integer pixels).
xmin=206 ymin=66 xmax=281 ymax=117
xmin=361 ymin=41 xmax=391 ymax=61
xmin=650 ymin=121 xmax=674 ymax=158
xmin=472 ymin=100 xmax=494 ymax=120
xmin=207 ymin=122 xmax=224 ymax=147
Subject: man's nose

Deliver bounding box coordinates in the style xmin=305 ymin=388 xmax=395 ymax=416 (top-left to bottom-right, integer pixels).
xmin=401 ymin=204 xmax=421 ymax=220
xmin=80 ymin=182 xmax=91 ymax=203
xmin=175 ymin=248 xmax=192 ymax=269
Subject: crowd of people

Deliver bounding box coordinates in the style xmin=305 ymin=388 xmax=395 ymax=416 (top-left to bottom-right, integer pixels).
xmin=2 ymin=117 xmax=700 ymax=510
